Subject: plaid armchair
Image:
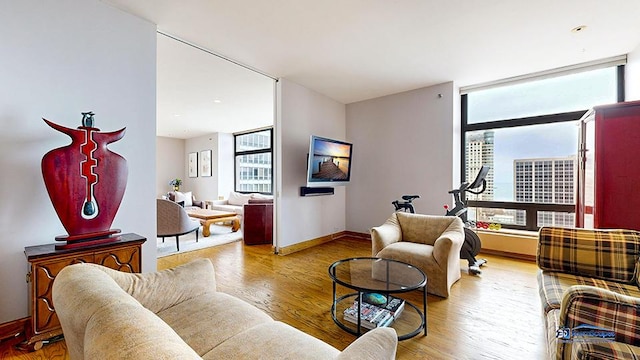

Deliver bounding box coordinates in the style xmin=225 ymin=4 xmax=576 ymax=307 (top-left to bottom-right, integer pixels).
xmin=536 ymin=227 xmax=640 ymax=360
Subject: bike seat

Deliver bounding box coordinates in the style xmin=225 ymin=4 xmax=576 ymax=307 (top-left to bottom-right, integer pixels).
xmin=401 ymin=195 xmax=420 ymax=201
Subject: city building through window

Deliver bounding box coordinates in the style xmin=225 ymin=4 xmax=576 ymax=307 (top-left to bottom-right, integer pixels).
xmin=234 ymin=128 xmax=273 ymax=194
xmin=461 ymin=59 xmax=624 ymax=231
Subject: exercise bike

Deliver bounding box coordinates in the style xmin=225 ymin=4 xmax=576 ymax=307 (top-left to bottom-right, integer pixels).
xmin=391 ymin=166 xmax=490 ymax=275
xmin=444 ymin=166 xmax=489 ymax=275
xmin=392 ymin=195 xmax=420 ymax=213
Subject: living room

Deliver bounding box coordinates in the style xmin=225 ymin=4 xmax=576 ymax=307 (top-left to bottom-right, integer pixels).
xmin=154 ymin=31 xmax=277 ymax=255
xmin=2 ymin=1 xmax=640 ymax=359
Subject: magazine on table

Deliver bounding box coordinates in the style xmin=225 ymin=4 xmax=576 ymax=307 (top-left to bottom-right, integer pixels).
xmin=343 ymin=301 xmax=393 ymax=329
xmin=358 ymin=292 xmax=405 ymax=319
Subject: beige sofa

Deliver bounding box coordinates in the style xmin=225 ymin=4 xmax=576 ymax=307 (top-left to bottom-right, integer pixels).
xmin=211 ymin=191 xmax=273 ymax=216
xmin=52 ymin=258 xmax=397 ymax=360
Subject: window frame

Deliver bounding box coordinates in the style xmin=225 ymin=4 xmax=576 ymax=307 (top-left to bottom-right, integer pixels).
xmin=233 ymin=127 xmax=274 ymax=195
xmin=460 ymin=65 xmax=625 ymax=231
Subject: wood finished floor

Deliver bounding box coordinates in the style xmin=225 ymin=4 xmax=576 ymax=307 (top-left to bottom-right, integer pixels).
xmin=1 ymin=237 xmax=545 ymax=359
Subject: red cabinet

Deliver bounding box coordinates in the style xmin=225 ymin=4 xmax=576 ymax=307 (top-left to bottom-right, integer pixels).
xmin=576 ymin=100 xmax=640 ymax=230
xmin=243 ymin=200 xmax=273 ymax=245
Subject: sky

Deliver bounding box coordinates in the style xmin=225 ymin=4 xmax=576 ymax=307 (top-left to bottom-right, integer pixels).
xmin=467 ymin=67 xmax=617 ymax=201
xmin=490 ymin=122 xmax=579 ymax=200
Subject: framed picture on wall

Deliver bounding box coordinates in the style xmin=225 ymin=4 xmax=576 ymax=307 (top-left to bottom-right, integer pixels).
xmin=200 ymin=150 xmax=212 ymax=177
xmin=188 ymin=152 xmax=198 ymax=178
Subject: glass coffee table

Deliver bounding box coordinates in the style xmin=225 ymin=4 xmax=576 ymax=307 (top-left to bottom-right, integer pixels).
xmin=328 ymin=257 xmax=427 ymax=340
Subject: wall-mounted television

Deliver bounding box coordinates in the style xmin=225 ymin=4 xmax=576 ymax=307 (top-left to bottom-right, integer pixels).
xmin=306 ymin=135 xmax=353 ymax=187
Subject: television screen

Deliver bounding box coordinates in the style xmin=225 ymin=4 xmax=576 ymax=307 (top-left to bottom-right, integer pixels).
xmin=306 ymin=135 xmax=353 ymax=187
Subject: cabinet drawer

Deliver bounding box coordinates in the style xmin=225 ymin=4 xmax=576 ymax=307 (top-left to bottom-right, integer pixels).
xmin=32 ymin=254 xmax=93 ymax=334
xmin=94 ymin=245 xmax=141 ymax=273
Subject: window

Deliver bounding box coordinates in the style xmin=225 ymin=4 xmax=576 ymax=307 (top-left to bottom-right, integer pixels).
xmin=234 ymin=128 xmax=273 ymax=194
xmin=462 ymin=62 xmax=623 ymax=231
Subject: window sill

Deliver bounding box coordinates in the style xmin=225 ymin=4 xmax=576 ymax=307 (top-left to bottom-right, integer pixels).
xmin=474 ymin=228 xmax=539 ymax=259
xmin=475 ymin=228 xmax=538 ymax=239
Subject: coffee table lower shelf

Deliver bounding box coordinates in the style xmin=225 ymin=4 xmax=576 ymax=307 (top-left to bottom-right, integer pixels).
xmin=331 ymin=292 xmax=426 ymax=341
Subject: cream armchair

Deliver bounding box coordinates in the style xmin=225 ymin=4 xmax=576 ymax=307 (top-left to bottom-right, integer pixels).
xmin=371 ymin=212 xmax=465 ymax=298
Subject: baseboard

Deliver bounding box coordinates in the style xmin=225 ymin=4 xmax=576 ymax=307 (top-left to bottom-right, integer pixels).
xmin=0 ymin=317 xmax=29 ymax=343
xmin=278 ymin=233 xmax=336 ymax=255
xmin=343 ymin=231 xmax=371 ymax=240
xmin=277 ymin=230 xmax=371 ymax=255
xmin=479 ymin=248 xmax=536 ymax=262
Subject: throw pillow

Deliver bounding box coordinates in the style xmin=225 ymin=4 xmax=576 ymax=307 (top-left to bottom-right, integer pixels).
xmin=228 ymin=191 xmax=253 ymax=206
xmin=183 ymin=191 xmax=193 ymax=207
xmin=174 ymin=191 xmax=186 ymax=205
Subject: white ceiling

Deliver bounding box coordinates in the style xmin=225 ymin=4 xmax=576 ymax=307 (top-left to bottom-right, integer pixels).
xmin=104 ymin=0 xmax=640 ymax=138
xmin=156 ymin=34 xmax=274 ymax=138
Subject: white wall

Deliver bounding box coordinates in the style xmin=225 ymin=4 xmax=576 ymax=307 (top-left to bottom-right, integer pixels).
xmin=276 ymin=79 xmax=347 ymax=248
xmin=157 ymin=133 xmax=234 ymax=202
xmin=0 ymin=1 xmax=156 ymax=323
xmin=156 ymin=137 xmax=185 ymax=196
xmin=217 ymin=132 xmax=235 ymax=199
xmin=626 ymin=45 xmax=640 ymax=100
xmin=345 ymin=82 xmax=457 ymax=233
xmin=185 ymin=134 xmax=219 ymax=201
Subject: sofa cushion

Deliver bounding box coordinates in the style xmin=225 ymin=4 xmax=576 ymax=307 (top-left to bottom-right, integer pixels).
xmin=251 ymin=193 xmax=273 ymax=201
xmin=84 ymin=296 xmax=202 ymax=360
xmin=157 ymin=292 xmax=273 ymax=356
xmin=537 ymin=271 xmax=640 ymax=313
xmin=228 ymin=192 xmax=253 ymax=206
xmin=202 ymin=321 xmax=340 ymax=360
xmin=211 ymin=204 xmax=243 ymax=216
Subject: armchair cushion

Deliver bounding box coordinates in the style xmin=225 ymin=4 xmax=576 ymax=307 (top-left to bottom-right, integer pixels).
xmin=560 ymin=285 xmax=640 ymax=348
xmin=537 ymin=271 xmax=640 ymax=313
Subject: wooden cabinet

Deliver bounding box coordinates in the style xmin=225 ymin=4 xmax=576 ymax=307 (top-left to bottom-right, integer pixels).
xmin=576 ymin=100 xmax=640 ymax=230
xmin=23 ymin=233 xmax=145 ymax=350
xmin=243 ymin=200 xmax=273 ymax=245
